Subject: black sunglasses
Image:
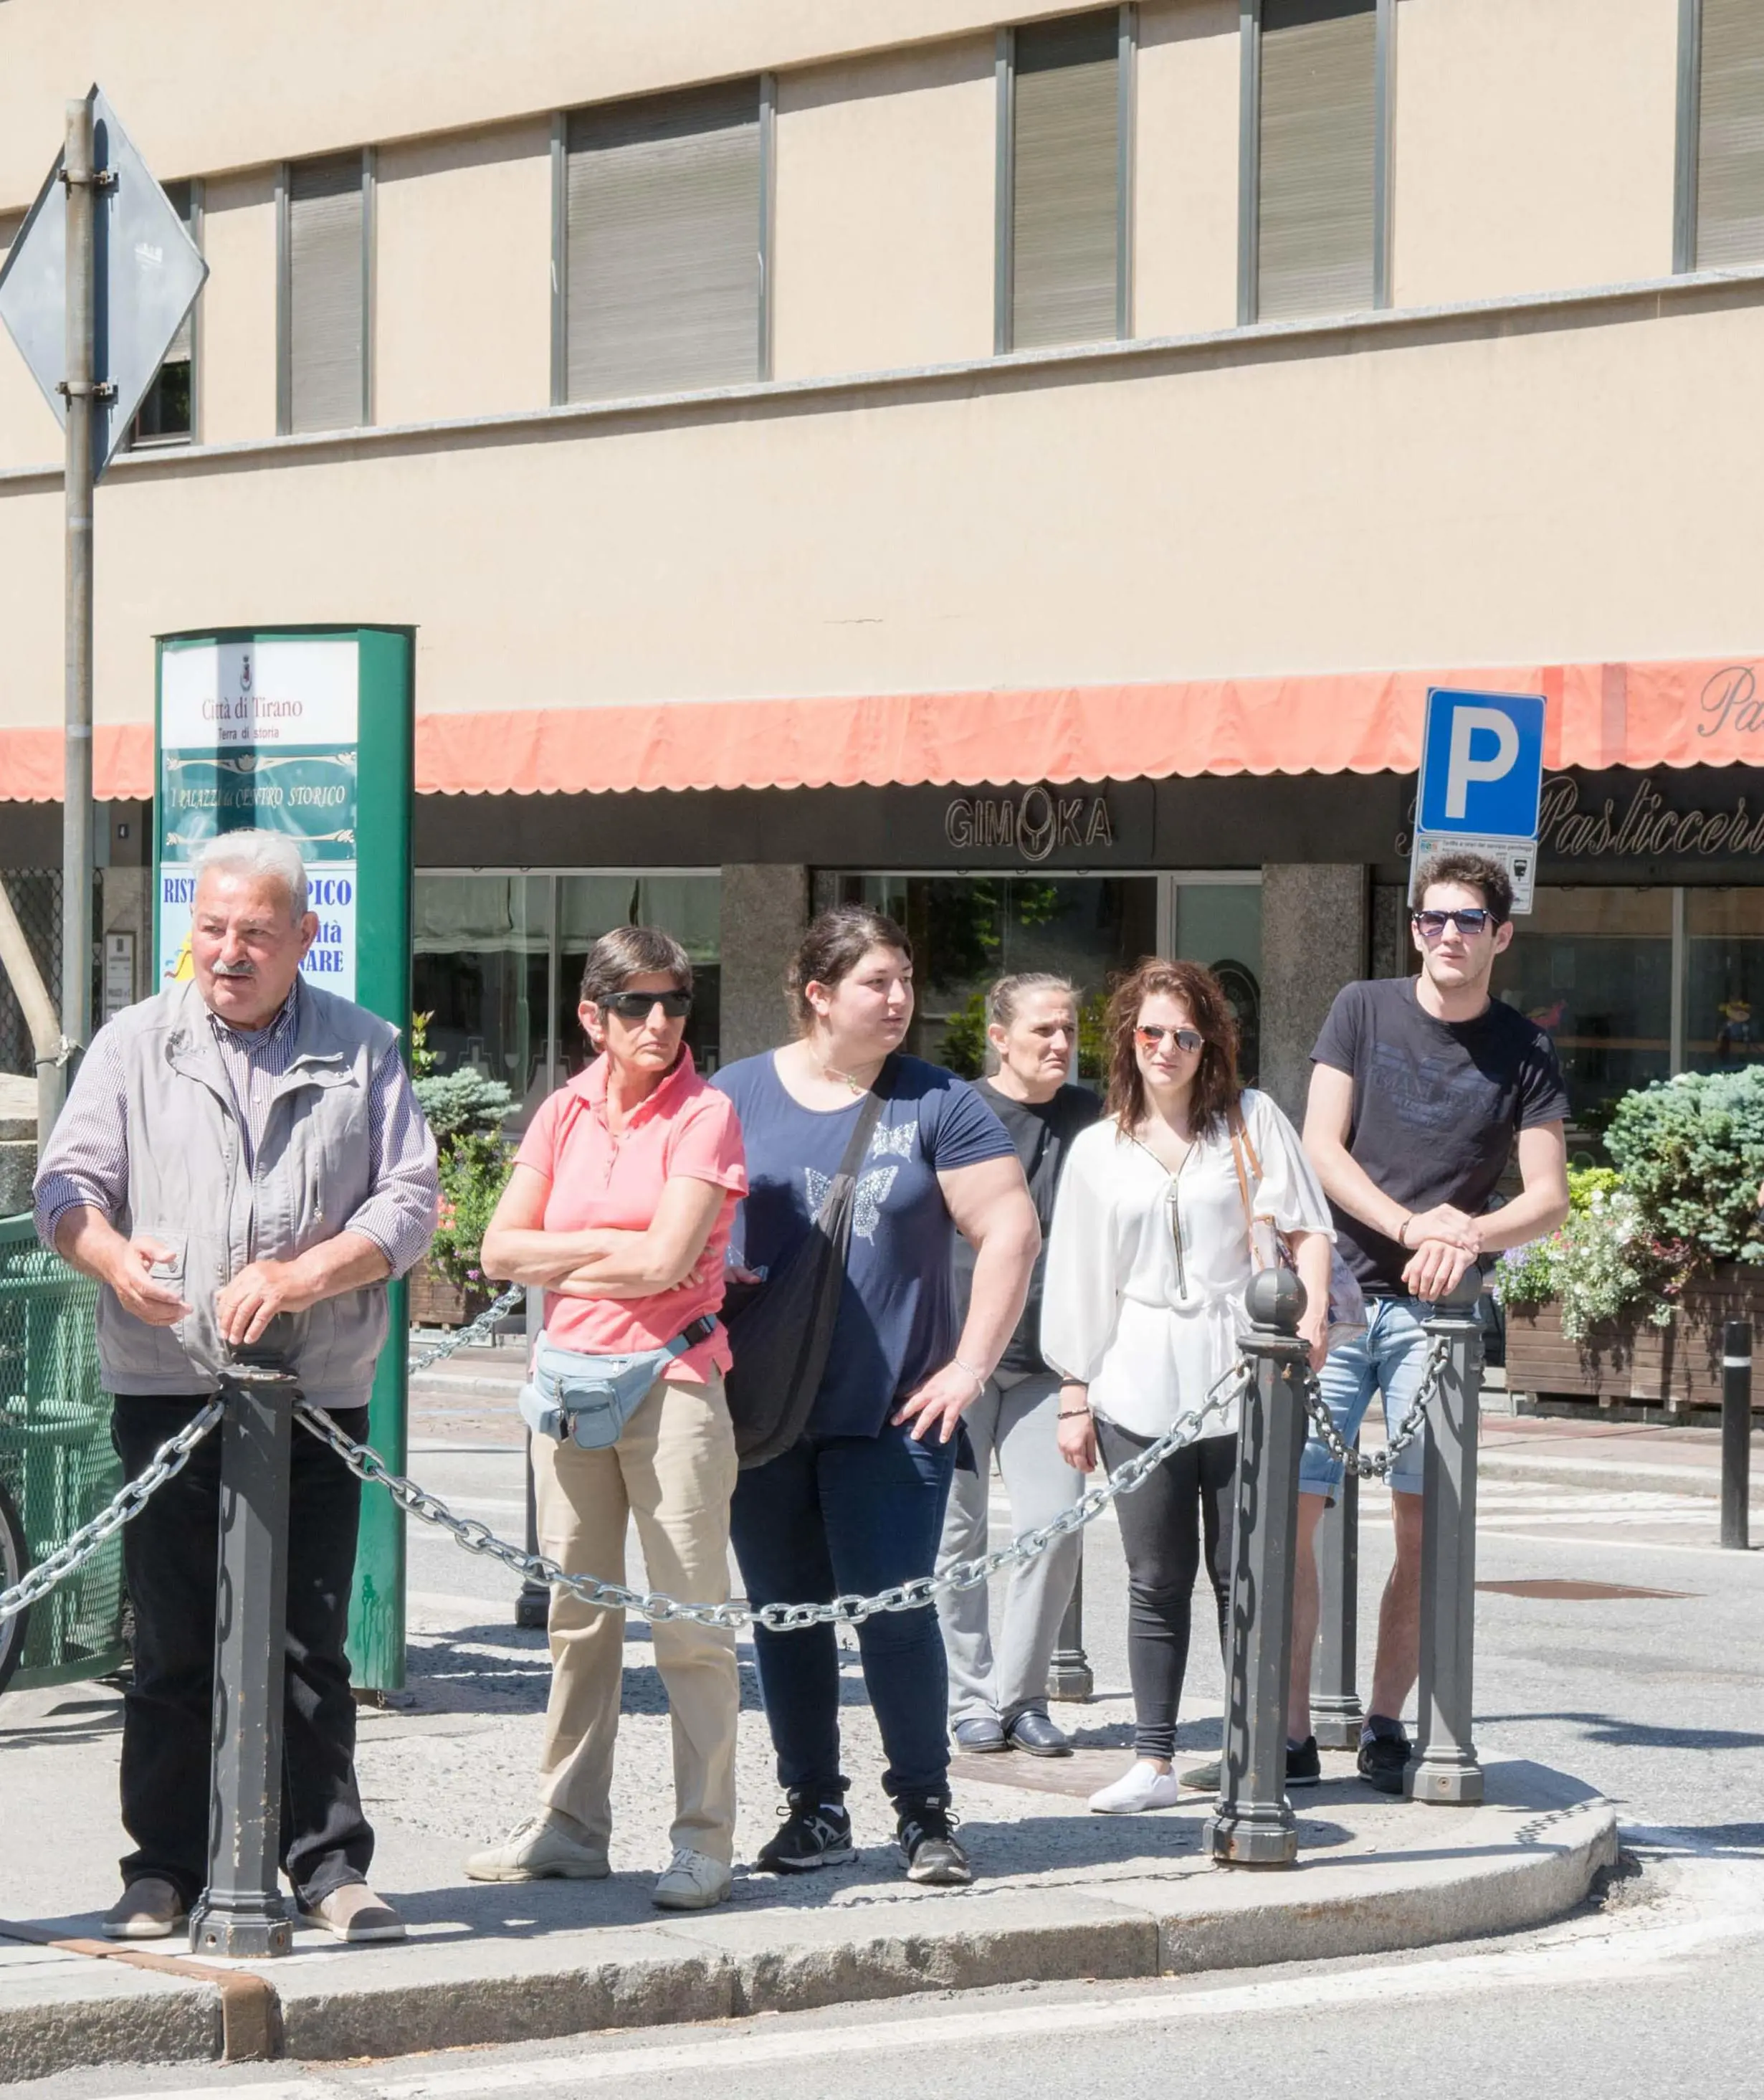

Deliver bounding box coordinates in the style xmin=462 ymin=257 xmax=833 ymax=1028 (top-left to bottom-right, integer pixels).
xmin=1412 ymin=908 xmax=1494 ymax=939
xmin=601 ymin=989 xmax=692 ymax=1020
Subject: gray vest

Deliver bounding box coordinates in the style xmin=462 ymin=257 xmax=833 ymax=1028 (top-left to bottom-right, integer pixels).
xmin=100 ymin=978 xmax=398 ymax=1410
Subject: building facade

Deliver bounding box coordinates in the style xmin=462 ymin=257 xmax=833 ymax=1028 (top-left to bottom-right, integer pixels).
xmin=2 ymin=0 xmax=1763 ymax=1137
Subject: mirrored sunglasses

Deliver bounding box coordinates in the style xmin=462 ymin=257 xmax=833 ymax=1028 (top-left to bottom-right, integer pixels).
xmin=1135 ymin=1025 xmax=1204 ymax=1053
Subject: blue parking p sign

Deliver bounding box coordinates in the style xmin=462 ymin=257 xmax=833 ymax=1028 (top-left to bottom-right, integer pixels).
xmin=1417 ymin=688 xmax=1546 ymax=840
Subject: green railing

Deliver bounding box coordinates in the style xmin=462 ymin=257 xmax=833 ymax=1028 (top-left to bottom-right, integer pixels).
xmin=0 ymin=1215 xmax=127 ymax=1691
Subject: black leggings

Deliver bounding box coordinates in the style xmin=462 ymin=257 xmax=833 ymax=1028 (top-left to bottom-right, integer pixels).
xmin=1095 ymin=1420 xmax=1236 ymax=1762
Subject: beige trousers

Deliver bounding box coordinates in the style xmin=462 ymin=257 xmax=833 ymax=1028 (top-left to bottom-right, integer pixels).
xmin=532 ymin=1368 xmax=740 ymax=1863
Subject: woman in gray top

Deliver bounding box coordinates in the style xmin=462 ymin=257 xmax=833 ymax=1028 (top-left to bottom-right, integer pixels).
xmin=934 ymin=973 xmax=1101 ymax=1756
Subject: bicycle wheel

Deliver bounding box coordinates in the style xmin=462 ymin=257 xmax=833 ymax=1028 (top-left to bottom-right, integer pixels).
xmin=0 ymin=1476 xmax=28 ymax=1697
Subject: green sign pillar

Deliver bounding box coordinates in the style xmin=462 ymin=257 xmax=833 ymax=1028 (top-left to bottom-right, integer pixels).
xmin=153 ymin=624 xmax=416 ymax=1691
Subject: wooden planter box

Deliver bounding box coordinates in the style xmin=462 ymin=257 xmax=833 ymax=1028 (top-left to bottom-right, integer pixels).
xmin=1505 ymin=1267 xmax=1764 ymax=1410
xmin=406 ymin=1258 xmax=490 ymax=1331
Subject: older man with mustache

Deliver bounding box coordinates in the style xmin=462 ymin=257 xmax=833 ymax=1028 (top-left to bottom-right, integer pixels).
xmin=34 ymin=830 xmax=437 ymax=1945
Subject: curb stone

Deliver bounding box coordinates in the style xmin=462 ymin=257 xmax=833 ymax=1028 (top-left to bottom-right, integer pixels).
xmin=0 ymin=1767 xmax=1617 ymax=2078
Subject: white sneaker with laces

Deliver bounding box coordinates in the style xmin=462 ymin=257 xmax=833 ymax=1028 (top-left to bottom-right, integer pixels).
xmin=651 ymin=1845 xmax=733 ymax=1911
xmin=464 ymin=1810 xmax=611 ymax=1882
xmin=1087 ymin=1759 xmax=1183 ymax=1815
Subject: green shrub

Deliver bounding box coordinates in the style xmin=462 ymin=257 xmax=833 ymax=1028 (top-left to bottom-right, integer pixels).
xmin=409 ymin=1013 xmax=516 ymax=1291
xmin=1606 ymin=1066 xmax=1764 ymax=1270
xmin=938 ymin=994 xmax=988 ymax=1080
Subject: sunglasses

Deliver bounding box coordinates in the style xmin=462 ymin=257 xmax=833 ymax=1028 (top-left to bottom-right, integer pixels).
xmin=601 ymin=989 xmax=692 ymax=1020
xmin=1135 ymin=1025 xmax=1204 ymax=1053
xmin=1411 ymin=908 xmax=1494 ymax=939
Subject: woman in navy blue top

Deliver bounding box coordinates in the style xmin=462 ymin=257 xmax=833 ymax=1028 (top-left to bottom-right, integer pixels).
xmin=713 ymin=906 xmax=1039 ymax=1886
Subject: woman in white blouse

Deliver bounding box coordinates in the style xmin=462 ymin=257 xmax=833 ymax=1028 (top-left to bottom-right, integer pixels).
xmin=1041 ymin=959 xmax=1333 ymax=1815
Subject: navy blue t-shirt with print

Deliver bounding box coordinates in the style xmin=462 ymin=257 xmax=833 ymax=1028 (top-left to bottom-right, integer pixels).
xmin=711 ymin=1053 xmax=1014 ymax=1438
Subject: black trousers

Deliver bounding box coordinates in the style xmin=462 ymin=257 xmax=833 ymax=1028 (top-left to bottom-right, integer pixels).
xmin=1095 ymin=1419 xmax=1236 ymax=1762
xmin=111 ymin=1395 xmax=375 ymax=1909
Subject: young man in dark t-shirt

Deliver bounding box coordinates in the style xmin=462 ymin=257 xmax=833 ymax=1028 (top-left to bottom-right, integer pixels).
xmin=1293 ymin=852 xmax=1570 ymax=1792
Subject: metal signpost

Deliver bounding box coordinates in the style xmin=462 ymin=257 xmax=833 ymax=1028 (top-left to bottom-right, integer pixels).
xmin=0 ymin=87 xmax=209 ymax=1132
xmin=153 ymin=625 xmax=417 ymax=1693
xmin=1410 ymin=688 xmax=1548 ymax=914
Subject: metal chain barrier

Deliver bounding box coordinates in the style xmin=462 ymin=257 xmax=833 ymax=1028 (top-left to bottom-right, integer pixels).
xmin=408 ymin=1283 xmax=525 ymax=1376
xmin=297 ymin=1359 xmax=1257 ymax=1633
xmin=0 ymin=1397 xmax=224 ymax=1626
xmin=1300 ymin=1334 xmax=1454 ymax=1481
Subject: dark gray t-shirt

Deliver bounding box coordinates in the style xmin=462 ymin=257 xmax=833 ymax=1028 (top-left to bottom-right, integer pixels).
xmin=1311 ymin=977 xmax=1569 ymax=1294
xmin=953 ymin=1078 xmax=1102 ymax=1375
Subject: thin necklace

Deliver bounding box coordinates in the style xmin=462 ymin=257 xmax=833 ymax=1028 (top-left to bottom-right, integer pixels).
xmin=820 ymin=1058 xmax=874 ymax=1096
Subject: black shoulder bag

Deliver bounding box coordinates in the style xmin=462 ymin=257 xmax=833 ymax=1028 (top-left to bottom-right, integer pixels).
xmin=721 ymin=1065 xmax=890 ymax=1469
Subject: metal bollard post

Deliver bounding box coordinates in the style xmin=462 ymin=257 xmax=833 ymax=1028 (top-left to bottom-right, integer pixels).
xmin=1206 ymin=1268 xmax=1308 ymax=1868
xmin=1045 ymin=1541 xmax=1093 ymax=1702
xmin=1310 ymin=1438 xmax=1364 ymax=1749
xmin=1408 ymin=1269 xmax=1485 ymax=1807
xmin=189 ymin=1359 xmax=300 ymax=1957
xmin=1721 ymin=1320 xmax=1752 ymax=1552
xmin=517 ymin=1283 xmax=548 ymax=1630
xmin=516 ymin=1434 xmax=550 ymax=1630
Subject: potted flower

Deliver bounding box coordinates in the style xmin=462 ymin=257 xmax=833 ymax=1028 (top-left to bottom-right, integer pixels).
xmin=1500 ymin=1066 xmax=1764 ymax=1410
xmin=406 ymin=1016 xmax=518 ymax=1329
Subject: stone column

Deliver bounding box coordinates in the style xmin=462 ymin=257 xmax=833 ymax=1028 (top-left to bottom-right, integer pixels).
xmin=0 ymin=1087 xmax=34 ymax=1219
xmin=717 ymin=865 xmax=809 ymax=1067
xmin=1370 ymin=881 xmax=1412 ymax=980
xmin=1258 ymin=865 xmax=1368 ymax=1122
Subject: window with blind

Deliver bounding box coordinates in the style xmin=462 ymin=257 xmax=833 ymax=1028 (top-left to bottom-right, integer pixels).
xmin=563 ymin=80 xmax=763 ymax=403
xmin=284 ymin=153 xmax=368 ymax=434
xmin=129 ymin=180 xmax=199 ymax=447
xmin=1696 ymin=0 xmax=1764 ymax=267
xmin=1009 ymin=11 xmax=1124 ymax=351
xmin=1256 ymin=0 xmax=1377 ymax=323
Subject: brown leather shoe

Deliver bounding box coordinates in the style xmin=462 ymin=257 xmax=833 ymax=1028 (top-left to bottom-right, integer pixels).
xmin=103 ymin=1877 xmax=187 ymax=1940
xmin=298 ymin=1881 xmax=406 ymax=1944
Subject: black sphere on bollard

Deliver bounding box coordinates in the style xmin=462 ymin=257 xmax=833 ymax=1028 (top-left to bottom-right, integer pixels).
xmin=1244 ymin=1266 xmax=1307 ymax=1334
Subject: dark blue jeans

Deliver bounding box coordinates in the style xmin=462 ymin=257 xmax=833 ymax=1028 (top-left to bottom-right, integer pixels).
xmin=730 ymin=1422 xmax=955 ymax=1802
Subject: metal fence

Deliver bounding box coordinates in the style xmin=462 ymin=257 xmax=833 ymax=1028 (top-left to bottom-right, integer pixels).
xmin=0 ymin=871 xmax=60 ymax=1078
xmin=0 ymin=1214 xmax=126 ymax=1691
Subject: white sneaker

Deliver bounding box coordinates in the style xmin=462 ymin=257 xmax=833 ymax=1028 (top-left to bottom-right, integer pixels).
xmin=1087 ymin=1759 xmax=1183 ymax=1815
xmin=465 ymin=1810 xmax=611 ymax=1882
xmin=651 ymin=1845 xmax=733 ymax=1911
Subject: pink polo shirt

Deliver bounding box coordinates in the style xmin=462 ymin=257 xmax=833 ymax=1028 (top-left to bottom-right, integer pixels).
xmin=513 ymin=1048 xmax=747 ymax=1382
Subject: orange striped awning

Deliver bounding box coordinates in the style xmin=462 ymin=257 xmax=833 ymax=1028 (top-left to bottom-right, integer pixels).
xmin=2 ymin=655 xmax=1760 ymax=800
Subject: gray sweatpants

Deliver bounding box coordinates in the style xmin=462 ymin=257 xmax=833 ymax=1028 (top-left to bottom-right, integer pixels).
xmin=933 ymin=1368 xmax=1084 ymax=1726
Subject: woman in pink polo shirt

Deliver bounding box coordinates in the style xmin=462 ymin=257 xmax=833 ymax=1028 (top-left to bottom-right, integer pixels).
xmin=464 ymin=927 xmax=746 ymax=1914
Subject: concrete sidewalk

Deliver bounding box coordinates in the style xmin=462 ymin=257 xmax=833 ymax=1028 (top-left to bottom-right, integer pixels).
xmin=1477 ymin=1414 xmax=1764 ymax=1499
xmin=0 ymin=1652 xmax=1616 ymax=2081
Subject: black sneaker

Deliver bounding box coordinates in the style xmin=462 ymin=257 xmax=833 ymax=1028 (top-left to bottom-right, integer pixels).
xmin=896 ymin=1793 xmax=972 ymax=1886
xmin=1178 ymin=1736 xmax=1321 ymax=1793
xmin=1357 ymin=1721 xmax=1413 ymax=1795
xmin=755 ymin=1788 xmax=856 ymax=1873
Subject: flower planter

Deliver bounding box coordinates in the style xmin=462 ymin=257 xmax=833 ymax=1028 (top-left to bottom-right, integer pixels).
xmin=406 ymin=1258 xmax=491 ymax=1332
xmin=1504 ymin=1265 xmax=1764 ymax=1411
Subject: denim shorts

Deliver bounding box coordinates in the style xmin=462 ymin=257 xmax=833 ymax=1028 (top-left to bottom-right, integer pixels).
xmin=1298 ymin=1296 xmax=1431 ymax=1501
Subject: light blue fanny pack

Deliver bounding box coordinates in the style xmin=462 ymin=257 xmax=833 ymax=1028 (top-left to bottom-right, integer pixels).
xmin=518 ymin=1318 xmax=716 ymax=1450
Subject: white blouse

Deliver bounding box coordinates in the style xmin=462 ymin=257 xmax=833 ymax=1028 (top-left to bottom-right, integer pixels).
xmin=1039 ymin=1088 xmax=1333 ymax=1442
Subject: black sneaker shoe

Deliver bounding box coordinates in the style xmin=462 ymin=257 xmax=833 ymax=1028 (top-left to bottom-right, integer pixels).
xmin=1357 ymin=1721 xmax=1413 ymax=1795
xmin=755 ymin=1788 xmax=856 ymax=1873
xmin=896 ymin=1793 xmax=972 ymax=1886
xmin=1179 ymin=1736 xmax=1320 ymax=1793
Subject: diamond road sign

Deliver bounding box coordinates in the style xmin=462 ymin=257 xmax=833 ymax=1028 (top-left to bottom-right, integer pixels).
xmin=0 ymin=86 xmax=208 ymax=480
